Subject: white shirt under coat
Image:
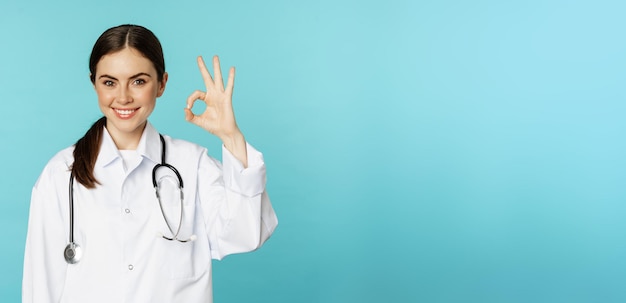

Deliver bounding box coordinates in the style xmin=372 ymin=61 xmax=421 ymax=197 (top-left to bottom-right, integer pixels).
xmin=23 ymin=122 xmax=278 ymax=303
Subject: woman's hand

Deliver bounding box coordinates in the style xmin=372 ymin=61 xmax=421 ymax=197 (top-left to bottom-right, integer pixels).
xmin=185 ymin=55 xmax=239 ymax=139
xmin=185 ymin=55 xmax=248 ymax=166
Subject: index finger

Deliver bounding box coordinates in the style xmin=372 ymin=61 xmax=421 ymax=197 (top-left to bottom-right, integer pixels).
xmin=197 ymin=56 xmax=214 ymax=89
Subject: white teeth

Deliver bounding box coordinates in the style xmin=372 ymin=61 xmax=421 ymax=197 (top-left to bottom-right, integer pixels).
xmin=116 ymin=109 xmax=135 ymax=115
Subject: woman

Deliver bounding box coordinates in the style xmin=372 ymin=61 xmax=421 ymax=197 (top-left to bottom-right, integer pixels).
xmin=23 ymin=24 xmax=277 ymax=303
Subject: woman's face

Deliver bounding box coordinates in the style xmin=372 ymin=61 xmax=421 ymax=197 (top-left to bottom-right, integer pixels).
xmin=93 ymin=47 xmax=167 ymax=148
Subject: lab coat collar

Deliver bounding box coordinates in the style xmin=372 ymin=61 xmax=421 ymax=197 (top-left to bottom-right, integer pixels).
xmin=96 ymin=127 xmax=119 ymax=168
xmin=137 ymin=122 xmax=161 ymax=165
xmin=95 ymin=122 xmax=162 ymax=168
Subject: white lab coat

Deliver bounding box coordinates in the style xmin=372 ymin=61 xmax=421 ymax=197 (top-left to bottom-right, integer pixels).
xmin=23 ymin=122 xmax=278 ymax=303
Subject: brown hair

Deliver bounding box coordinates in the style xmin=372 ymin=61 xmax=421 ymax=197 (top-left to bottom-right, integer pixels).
xmin=72 ymin=24 xmax=165 ymax=188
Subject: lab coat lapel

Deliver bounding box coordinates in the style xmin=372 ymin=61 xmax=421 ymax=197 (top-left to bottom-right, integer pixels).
xmin=138 ymin=122 xmax=161 ymax=166
xmin=96 ymin=127 xmax=121 ymax=168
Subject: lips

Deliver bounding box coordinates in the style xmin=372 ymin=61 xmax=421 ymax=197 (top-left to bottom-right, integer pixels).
xmin=114 ymin=107 xmax=139 ymax=119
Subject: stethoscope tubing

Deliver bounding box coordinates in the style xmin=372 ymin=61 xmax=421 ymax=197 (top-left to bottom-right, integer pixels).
xmin=152 ymin=135 xmax=183 ymax=188
xmin=64 ymin=172 xmax=81 ymax=264
xmin=68 ymin=172 xmax=75 ymax=244
xmin=65 ymin=134 xmax=192 ymax=264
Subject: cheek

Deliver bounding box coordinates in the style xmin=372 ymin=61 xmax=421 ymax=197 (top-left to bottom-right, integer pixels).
xmin=95 ymin=89 xmax=114 ymax=105
xmin=138 ymin=87 xmax=159 ymax=105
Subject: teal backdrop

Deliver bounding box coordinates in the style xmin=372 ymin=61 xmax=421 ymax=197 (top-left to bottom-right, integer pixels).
xmin=1 ymin=0 xmax=625 ymax=302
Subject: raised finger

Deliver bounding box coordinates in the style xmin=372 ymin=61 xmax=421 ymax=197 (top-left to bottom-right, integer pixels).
xmin=197 ymin=56 xmax=214 ymax=89
xmin=225 ymin=66 xmax=235 ymax=96
xmin=213 ymin=55 xmax=224 ymax=91
xmin=186 ymin=90 xmax=207 ymax=109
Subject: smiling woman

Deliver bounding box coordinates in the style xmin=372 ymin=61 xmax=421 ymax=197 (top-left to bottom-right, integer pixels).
xmin=94 ymin=48 xmax=165 ymax=150
xmin=22 ymin=24 xmax=278 ymax=303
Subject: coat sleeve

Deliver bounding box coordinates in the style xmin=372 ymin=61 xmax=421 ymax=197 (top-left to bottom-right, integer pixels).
xmin=23 ymin=163 xmax=69 ymax=303
xmin=197 ymin=142 xmax=278 ymax=260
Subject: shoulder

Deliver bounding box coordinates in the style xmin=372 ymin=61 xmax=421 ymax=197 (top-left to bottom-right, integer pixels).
xmin=34 ymin=145 xmax=74 ymax=189
xmin=47 ymin=145 xmax=75 ymax=170
xmin=158 ymin=135 xmax=226 ymax=172
xmin=161 ymin=135 xmax=208 ymax=155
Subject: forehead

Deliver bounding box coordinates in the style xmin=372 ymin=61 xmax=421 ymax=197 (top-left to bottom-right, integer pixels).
xmin=95 ymin=47 xmax=156 ymax=77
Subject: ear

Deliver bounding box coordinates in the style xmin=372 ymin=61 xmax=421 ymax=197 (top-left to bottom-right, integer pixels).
xmin=157 ymin=72 xmax=168 ymax=97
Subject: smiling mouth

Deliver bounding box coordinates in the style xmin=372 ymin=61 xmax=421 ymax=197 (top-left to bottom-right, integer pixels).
xmin=114 ymin=108 xmax=139 ymax=118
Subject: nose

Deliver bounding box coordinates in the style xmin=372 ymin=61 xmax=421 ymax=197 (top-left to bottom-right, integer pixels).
xmin=117 ymin=86 xmax=133 ymax=104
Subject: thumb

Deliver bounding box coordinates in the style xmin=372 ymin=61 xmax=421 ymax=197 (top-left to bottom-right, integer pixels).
xmin=184 ymin=108 xmax=201 ymax=126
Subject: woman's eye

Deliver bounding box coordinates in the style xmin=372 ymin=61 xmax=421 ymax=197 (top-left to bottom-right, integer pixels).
xmin=103 ymin=80 xmax=114 ymax=87
xmin=133 ymin=79 xmax=146 ymax=85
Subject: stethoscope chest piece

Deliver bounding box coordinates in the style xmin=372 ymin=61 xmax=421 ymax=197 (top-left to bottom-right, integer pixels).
xmin=64 ymin=242 xmax=82 ymax=264
xmin=63 ymin=134 xmax=189 ymax=264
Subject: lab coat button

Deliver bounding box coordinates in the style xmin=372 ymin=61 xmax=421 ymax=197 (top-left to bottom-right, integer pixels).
xmin=125 ymin=208 xmax=131 ymax=214
xmin=128 ymin=264 xmax=134 ymax=270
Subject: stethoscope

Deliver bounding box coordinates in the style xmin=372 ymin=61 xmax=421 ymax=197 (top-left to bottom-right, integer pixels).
xmin=64 ymin=134 xmax=194 ymax=264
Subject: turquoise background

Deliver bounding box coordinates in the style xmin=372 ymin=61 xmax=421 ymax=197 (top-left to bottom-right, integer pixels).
xmin=1 ymin=0 xmax=625 ymax=302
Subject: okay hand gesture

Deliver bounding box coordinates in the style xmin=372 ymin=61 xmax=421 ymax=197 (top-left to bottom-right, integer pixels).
xmin=184 ymin=55 xmax=248 ymax=166
xmin=184 ymin=55 xmax=241 ymax=141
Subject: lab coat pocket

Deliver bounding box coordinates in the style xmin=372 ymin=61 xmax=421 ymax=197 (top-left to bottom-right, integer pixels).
xmin=153 ymin=180 xmax=208 ymax=279
xmin=160 ymin=236 xmax=199 ymax=280
xmin=156 ymin=203 xmax=210 ymax=280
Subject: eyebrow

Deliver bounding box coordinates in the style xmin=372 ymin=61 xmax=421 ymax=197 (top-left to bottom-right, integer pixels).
xmin=98 ymin=72 xmax=152 ymax=80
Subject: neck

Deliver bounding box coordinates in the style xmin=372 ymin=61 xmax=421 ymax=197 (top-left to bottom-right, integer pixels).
xmin=106 ymin=123 xmax=146 ymax=150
